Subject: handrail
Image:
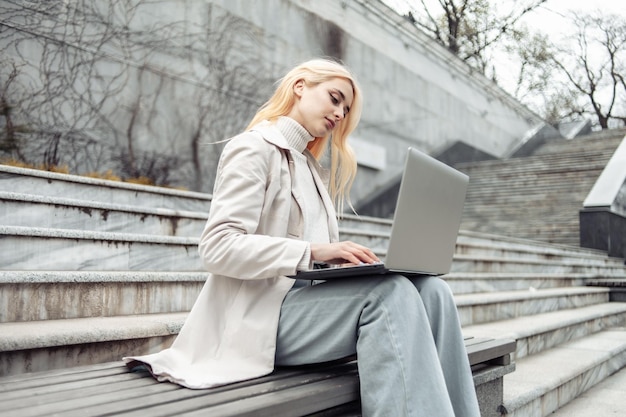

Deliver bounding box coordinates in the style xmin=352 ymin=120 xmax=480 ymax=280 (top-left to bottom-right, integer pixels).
xmin=583 ymin=135 xmax=626 ymax=216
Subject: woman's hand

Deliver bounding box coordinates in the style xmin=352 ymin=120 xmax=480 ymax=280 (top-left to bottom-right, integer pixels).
xmin=310 ymin=241 xmax=381 ymax=266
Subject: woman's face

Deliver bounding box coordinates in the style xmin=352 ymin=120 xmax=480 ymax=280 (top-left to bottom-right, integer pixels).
xmin=288 ymin=77 xmax=354 ymax=138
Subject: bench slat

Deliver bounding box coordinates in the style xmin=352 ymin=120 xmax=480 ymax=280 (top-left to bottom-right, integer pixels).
xmin=2 ymin=372 xmax=160 ymax=407
xmin=0 ymin=362 xmax=125 ymax=392
xmin=0 ymin=367 xmax=147 ymax=402
xmin=21 ymin=365 xmax=354 ymax=417
xmin=107 ymin=366 xmax=358 ymax=417
xmin=0 ymin=338 xmax=516 ymax=417
xmin=467 ymin=339 xmax=516 ymax=366
xmin=178 ymin=374 xmax=359 ymax=417
xmin=463 ymin=336 xmax=493 ymax=347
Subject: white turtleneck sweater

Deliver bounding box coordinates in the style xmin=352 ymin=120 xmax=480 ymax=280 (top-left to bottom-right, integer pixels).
xmin=274 ymin=116 xmax=331 ymax=273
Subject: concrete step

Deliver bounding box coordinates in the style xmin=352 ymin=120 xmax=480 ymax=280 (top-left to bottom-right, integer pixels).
xmin=0 ymin=226 xmax=202 ymax=272
xmin=464 ymin=197 xmax=593 ymax=210
xmin=458 ymin=158 xmax=608 ymax=178
xmin=5 ymin=225 xmax=623 ymax=275
xmin=458 ymin=230 xmax=606 ymax=252
xmin=455 ymin=233 xmax=620 ymax=265
xmin=532 ymin=132 xmax=624 ymax=156
xmin=536 ymin=139 xmax=623 ymax=155
xmin=464 ymin=174 xmax=605 ymax=191
xmin=338 ymin=213 xmax=393 ymax=233
xmin=548 ymin=357 xmax=626 ymax=416
xmin=466 ymin=178 xmax=602 ymax=197
xmin=456 ymin=230 xmax=608 ymax=257
xmin=463 ymin=158 xmax=609 ymax=173
xmin=0 ymin=225 xmax=394 ymax=270
xmin=443 ymin=272 xmax=595 ymax=294
xmin=534 ymin=140 xmax=623 ymax=157
xmin=0 ymin=191 xmax=207 ymax=238
xmin=0 ymin=168 xmax=389 ymax=232
xmin=1 ymin=270 xmax=611 ymax=325
xmin=450 ymin=254 xmax=626 ymax=276
xmin=0 ymin=193 xmax=395 ymax=249
xmin=0 ymin=271 xmax=206 ymax=323
xmin=0 ymin=165 xmax=211 ymax=212
xmin=5 ymin=188 xmax=613 ymax=266
xmin=462 ymin=230 xmax=581 ymax=247
xmin=462 ymin=210 xmax=583 ymax=224
xmin=463 ymin=196 xmax=588 ymax=208
xmin=3 ymin=304 xmax=625 ymax=379
xmin=346 ymin=227 xmax=619 ymax=264
xmin=455 ymin=287 xmax=611 ymax=326
xmin=455 ymin=132 xmax=624 ymax=246
xmin=461 ymin=211 xmax=581 ymax=222
xmin=500 ymin=328 xmax=626 ymax=417
xmin=466 ymin=232 xmax=581 ymax=248
xmin=463 ymin=303 xmax=626 ymax=360
xmin=460 ymin=227 xmax=581 ymax=247
xmin=457 ymin=150 xmax=614 ymax=171
xmin=0 ymin=313 xmax=186 ymax=376
xmin=4 ymin=165 xmax=620 ymax=267
xmin=0 ymin=167 xmax=397 ymax=237
xmin=461 ymin=217 xmax=580 ymax=229
xmin=464 ymin=189 xmax=594 ymax=203
xmin=0 ymin=163 xmax=605 ymax=245
xmin=4 ymin=224 xmax=624 ymax=276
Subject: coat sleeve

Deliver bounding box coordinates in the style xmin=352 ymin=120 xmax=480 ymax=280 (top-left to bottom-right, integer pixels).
xmin=198 ymin=132 xmax=310 ymax=279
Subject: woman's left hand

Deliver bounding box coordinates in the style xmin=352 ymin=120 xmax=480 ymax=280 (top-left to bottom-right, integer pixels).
xmin=310 ymin=241 xmax=381 ymax=266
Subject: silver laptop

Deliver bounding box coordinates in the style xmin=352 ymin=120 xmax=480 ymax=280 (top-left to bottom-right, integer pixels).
xmin=291 ymin=147 xmax=469 ymax=280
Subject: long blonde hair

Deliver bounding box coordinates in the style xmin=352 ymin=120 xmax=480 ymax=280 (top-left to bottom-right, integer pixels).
xmin=246 ymin=58 xmax=363 ymax=213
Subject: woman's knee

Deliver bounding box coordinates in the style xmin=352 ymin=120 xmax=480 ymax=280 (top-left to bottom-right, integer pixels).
xmin=412 ymin=276 xmax=456 ymax=307
xmin=414 ymin=276 xmax=452 ymax=295
xmin=368 ymin=275 xmax=420 ymax=310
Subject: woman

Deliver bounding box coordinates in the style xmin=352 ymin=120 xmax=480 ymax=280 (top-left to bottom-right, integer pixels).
xmin=125 ymin=58 xmax=480 ymax=417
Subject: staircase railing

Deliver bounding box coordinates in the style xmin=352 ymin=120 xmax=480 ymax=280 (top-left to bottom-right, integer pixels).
xmin=580 ymin=134 xmax=626 ymax=261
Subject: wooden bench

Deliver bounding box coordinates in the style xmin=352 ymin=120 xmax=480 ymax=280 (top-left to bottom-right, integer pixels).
xmin=0 ymin=338 xmax=515 ymax=417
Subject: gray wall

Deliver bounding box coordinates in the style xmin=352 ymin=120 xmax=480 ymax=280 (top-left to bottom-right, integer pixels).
xmin=212 ymin=0 xmax=544 ymax=202
xmin=0 ymin=0 xmax=544 ymax=204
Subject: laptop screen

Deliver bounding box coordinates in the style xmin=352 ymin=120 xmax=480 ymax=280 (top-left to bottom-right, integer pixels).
xmin=384 ymin=147 xmax=469 ymax=275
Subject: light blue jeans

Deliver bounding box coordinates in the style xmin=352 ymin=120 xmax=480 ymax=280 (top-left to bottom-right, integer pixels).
xmin=274 ymin=275 xmax=481 ymax=417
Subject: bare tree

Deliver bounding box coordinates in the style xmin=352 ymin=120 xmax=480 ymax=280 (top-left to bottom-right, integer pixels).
xmin=0 ymin=61 xmax=24 ymax=159
xmin=554 ymin=13 xmax=626 ymax=129
xmin=0 ymin=0 xmax=270 ymax=190
xmin=403 ymin=0 xmax=547 ymax=78
xmin=510 ymin=11 xmax=626 ymax=129
xmin=183 ymin=3 xmax=273 ymax=191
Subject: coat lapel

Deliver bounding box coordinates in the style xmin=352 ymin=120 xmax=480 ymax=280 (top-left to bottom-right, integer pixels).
xmin=252 ymin=121 xmax=340 ymax=243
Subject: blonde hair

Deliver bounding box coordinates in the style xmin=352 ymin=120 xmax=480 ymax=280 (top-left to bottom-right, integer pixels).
xmin=246 ymin=58 xmax=363 ymax=213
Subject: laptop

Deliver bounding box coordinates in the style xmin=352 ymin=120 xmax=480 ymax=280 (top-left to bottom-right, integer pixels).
xmin=290 ymin=147 xmax=469 ymax=280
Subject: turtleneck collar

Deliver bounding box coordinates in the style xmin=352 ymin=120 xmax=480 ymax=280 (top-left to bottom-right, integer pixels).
xmin=276 ymin=116 xmax=314 ymax=153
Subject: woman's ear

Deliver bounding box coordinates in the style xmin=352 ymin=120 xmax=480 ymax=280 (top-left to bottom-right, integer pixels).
xmin=293 ymin=79 xmax=305 ymax=98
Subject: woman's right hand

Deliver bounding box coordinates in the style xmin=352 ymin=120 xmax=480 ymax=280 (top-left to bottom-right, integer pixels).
xmin=310 ymin=241 xmax=381 ymax=266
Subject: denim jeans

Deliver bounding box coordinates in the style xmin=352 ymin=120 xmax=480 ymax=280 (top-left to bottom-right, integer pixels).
xmin=274 ymin=275 xmax=481 ymax=417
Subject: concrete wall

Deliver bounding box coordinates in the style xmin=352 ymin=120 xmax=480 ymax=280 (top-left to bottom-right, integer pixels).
xmin=210 ymin=0 xmax=544 ymax=202
xmin=0 ymin=0 xmax=544 ymax=204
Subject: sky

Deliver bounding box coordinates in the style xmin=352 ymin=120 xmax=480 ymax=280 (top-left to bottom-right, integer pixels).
xmin=381 ymin=0 xmax=626 ymax=115
xmin=519 ymin=0 xmax=626 ymax=36
xmin=381 ymin=0 xmax=626 ymax=38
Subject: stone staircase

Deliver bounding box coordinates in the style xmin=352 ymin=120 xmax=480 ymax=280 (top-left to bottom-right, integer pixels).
xmin=1 ymin=164 xmax=626 ymax=417
xmin=457 ymin=128 xmax=626 ymax=247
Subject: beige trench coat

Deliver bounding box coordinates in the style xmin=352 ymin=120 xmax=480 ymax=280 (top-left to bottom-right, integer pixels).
xmin=124 ymin=121 xmax=339 ymax=388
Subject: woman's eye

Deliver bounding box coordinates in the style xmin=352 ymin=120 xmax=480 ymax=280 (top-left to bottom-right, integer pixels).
xmin=330 ymin=94 xmax=339 ymax=104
